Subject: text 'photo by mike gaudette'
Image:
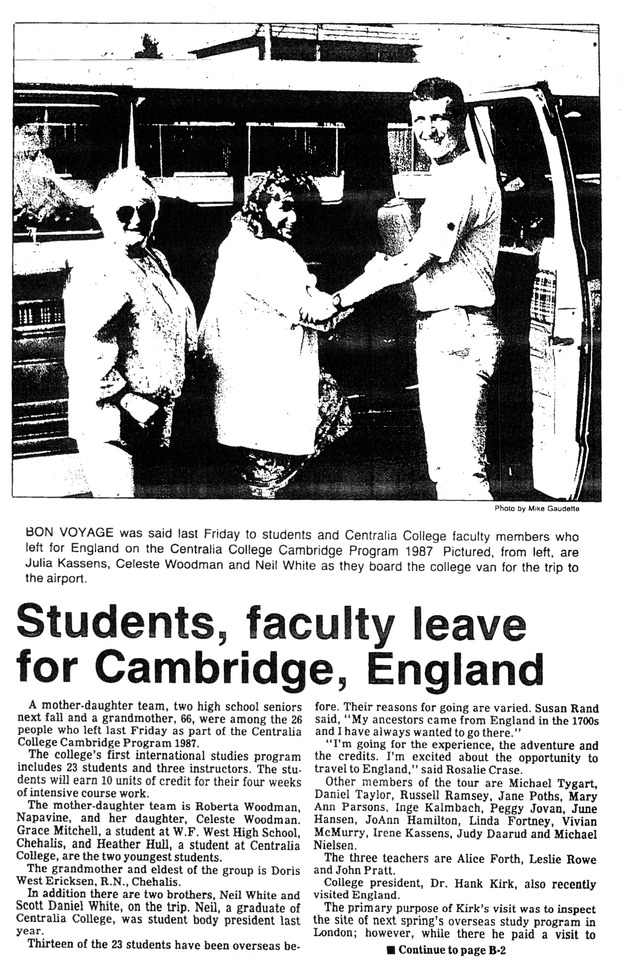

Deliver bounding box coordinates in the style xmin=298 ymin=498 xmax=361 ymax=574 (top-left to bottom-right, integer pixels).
xmin=12 ymin=22 xmax=600 ymax=503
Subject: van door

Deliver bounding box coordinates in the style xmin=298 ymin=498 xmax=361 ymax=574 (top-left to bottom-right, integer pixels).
xmin=468 ymin=84 xmax=597 ymax=500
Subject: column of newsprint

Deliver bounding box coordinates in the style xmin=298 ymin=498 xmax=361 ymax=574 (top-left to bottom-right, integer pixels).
xmin=9 ymin=501 xmax=621 ymax=963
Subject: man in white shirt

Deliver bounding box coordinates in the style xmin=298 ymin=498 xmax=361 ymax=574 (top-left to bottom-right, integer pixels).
xmin=307 ymin=78 xmax=502 ymax=500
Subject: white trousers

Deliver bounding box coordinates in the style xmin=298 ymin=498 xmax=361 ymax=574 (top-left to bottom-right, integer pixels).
xmin=416 ymin=307 xmax=501 ymax=500
xmin=75 ymin=404 xmax=174 ymax=498
xmin=76 ymin=440 xmax=136 ymax=498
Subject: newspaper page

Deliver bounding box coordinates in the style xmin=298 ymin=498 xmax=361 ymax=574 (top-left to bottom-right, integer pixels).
xmin=6 ymin=8 xmax=627 ymax=964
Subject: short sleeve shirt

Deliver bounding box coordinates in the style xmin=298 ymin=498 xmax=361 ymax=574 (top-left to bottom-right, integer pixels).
xmin=411 ymin=150 xmax=501 ymax=312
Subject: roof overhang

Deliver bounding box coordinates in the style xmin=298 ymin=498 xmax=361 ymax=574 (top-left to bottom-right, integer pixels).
xmin=14 ymin=59 xmax=599 ymax=99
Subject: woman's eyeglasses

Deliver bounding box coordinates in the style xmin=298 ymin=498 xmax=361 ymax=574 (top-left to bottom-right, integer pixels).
xmin=116 ymin=201 xmax=156 ymax=225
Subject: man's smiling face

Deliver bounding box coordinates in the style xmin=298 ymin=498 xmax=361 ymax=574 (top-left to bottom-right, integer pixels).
xmin=410 ymin=96 xmax=461 ymax=162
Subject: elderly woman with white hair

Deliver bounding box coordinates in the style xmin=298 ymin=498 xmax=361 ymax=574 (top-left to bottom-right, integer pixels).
xmin=64 ymin=167 xmax=197 ymax=497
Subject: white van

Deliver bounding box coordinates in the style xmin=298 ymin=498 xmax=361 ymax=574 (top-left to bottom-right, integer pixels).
xmin=13 ymin=61 xmax=600 ymax=500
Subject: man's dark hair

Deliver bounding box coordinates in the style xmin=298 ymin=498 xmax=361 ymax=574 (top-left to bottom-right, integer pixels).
xmin=410 ymin=77 xmax=467 ymax=125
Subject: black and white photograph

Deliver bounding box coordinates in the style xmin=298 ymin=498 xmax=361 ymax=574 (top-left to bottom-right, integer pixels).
xmin=12 ymin=22 xmax=601 ymax=501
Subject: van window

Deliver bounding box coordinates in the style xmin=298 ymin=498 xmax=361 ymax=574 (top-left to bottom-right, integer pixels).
xmin=387 ymin=124 xmax=430 ymax=174
xmin=136 ymin=121 xmax=235 ymax=177
xmin=486 ymin=97 xmax=555 ymax=253
xmin=247 ymin=123 xmax=345 ymax=204
xmin=14 ymin=91 xmax=121 ymax=239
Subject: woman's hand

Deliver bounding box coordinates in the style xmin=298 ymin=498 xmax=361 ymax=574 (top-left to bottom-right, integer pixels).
xmin=120 ymin=392 xmax=160 ymax=427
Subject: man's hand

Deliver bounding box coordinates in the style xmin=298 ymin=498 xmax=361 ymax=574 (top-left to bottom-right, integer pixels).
xmin=120 ymin=392 xmax=160 ymax=427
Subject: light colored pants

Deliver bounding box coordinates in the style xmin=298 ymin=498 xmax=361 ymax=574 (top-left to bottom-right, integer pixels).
xmin=76 ymin=440 xmax=135 ymax=498
xmin=76 ymin=404 xmax=174 ymax=498
xmin=416 ymin=307 xmax=501 ymax=500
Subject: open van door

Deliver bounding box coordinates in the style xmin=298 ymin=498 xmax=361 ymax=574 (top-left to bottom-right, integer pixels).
xmin=468 ymin=84 xmax=597 ymax=500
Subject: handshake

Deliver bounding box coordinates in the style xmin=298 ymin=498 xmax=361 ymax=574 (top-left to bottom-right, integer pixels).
xmin=299 ymin=288 xmax=354 ymax=331
xmin=299 ymin=289 xmax=338 ymax=329
xmin=298 ymin=252 xmax=388 ymax=329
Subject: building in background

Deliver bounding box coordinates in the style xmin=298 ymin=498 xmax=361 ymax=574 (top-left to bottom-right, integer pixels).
xmin=190 ymin=23 xmax=422 ymax=62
